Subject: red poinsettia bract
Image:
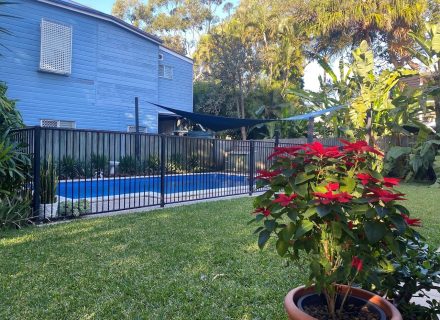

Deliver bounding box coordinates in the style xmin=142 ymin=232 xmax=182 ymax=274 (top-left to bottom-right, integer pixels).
xmin=313 ymin=191 xmax=353 ymax=205
xmin=340 ymin=139 xmax=384 ymax=156
xmin=268 ymin=146 xmax=304 ymax=159
xmin=366 ymin=187 xmax=406 ymax=203
xmin=254 ymin=207 xmax=271 ymax=217
xmin=305 ymin=141 xmax=344 ymax=158
xmin=351 ymin=256 xmax=363 ymax=271
xmin=401 ymin=214 xmax=422 ymax=227
xmin=272 ymin=193 xmax=298 ymax=207
xmin=383 ymin=177 xmax=400 ymax=187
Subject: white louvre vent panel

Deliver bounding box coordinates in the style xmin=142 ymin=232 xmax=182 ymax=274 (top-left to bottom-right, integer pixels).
xmin=40 ymin=19 xmax=72 ymax=75
xmin=41 ymin=120 xmax=76 ymax=128
xmin=159 ymin=65 xmax=173 ymax=79
xmin=128 ymin=126 xmax=147 ymax=133
xmin=58 ymin=120 xmax=76 ymax=129
xmin=40 ymin=119 xmax=59 ymax=128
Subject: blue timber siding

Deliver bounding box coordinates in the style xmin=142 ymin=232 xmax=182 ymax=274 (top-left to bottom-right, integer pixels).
xmin=0 ymin=0 xmax=193 ymax=133
xmin=158 ymin=49 xmax=193 ymax=114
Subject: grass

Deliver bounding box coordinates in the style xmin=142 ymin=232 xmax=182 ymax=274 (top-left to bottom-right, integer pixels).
xmin=397 ymin=183 xmax=440 ymax=247
xmin=0 ymin=183 xmax=438 ymax=319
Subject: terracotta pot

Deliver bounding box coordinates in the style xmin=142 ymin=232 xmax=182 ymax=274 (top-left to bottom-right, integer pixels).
xmin=284 ymin=284 xmax=402 ymax=320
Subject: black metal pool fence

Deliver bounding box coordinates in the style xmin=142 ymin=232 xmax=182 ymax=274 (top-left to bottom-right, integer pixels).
xmin=12 ymin=127 xmax=319 ymax=222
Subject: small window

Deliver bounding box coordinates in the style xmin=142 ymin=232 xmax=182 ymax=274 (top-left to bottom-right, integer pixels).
xmin=40 ymin=19 xmax=72 ymax=75
xmin=41 ymin=119 xmax=76 ymax=129
xmin=159 ymin=65 xmax=173 ymax=80
xmin=158 ymin=53 xmax=163 ymax=60
xmin=127 ymin=125 xmax=147 ymax=133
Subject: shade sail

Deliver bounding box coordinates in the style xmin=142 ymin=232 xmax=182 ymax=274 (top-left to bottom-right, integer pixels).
xmin=282 ymin=105 xmax=345 ymax=121
xmin=149 ymin=102 xmax=344 ymax=132
xmin=150 ymin=102 xmax=273 ymax=132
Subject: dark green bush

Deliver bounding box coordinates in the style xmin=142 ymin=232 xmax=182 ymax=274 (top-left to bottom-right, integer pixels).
xmin=59 ymin=155 xmax=83 ymax=179
xmin=40 ymin=158 xmax=58 ymax=204
xmin=0 ymin=83 xmax=32 ymax=227
xmin=166 ymin=153 xmax=184 ymax=173
xmin=90 ymin=154 xmax=108 ymax=176
xmin=362 ymin=235 xmax=440 ymax=320
xmin=144 ymin=155 xmax=160 ymax=174
xmin=119 ymin=155 xmax=139 ymax=175
xmin=0 ymin=194 xmax=31 ymax=229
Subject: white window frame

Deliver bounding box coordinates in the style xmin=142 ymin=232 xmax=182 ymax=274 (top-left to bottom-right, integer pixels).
xmin=40 ymin=119 xmax=76 ymax=129
xmin=127 ymin=125 xmax=147 ymax=133
xmin=159 ymin=64 xmax=173 ymax=80
xmin=40 ymin=19 xmax=73 ymax=75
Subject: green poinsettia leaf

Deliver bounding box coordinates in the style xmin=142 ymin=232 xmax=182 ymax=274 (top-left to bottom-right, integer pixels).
xmin=389 ymin=214 xmax=407 ymax=234
xmin=258 ymin=230 xmax=271 ymax=249
xmin=316 ymin=205 xmax=331 ymax=218
xmin=276 ymin=238 xmax=289 ymax=256
xmin=295 ymin=172 xmax=314 ymax=185
xmin=295 ymin=220 xmax=314 ymax=239
xmin=340 ymin=177 xmax=356 ymax=193
xmin=365 ymin=221 xmax=387 ymax=244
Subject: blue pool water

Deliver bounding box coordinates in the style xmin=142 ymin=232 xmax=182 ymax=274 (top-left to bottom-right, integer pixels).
xmin=58 ymin=173 xmax=248 ymax=199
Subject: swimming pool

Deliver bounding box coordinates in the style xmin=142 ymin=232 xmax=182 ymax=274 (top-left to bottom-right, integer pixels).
xmin=58 ymin=173 xmax=249 ymax=199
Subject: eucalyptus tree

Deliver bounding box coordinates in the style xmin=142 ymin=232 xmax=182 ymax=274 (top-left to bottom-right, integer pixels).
xmin=112 ymin=0 xmax=229 ymax=54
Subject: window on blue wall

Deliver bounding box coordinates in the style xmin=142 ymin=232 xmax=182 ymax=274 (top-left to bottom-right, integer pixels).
xmin=159 ymin=65 xmax=173 ymax=80
xmin=40 ymin=19 xmax=72 ymax=75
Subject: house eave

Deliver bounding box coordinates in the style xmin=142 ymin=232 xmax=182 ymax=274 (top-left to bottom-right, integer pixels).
xmin=37 ymin=0 xmax=163 ymax=45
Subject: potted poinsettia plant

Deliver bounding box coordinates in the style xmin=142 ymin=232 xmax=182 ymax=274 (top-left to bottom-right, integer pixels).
xmin=252 ymin=140 xmax=421 ymax=320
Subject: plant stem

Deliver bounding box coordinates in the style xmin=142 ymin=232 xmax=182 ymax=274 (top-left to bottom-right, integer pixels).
xmin=338 ymin=270 xmax=359 ymax=318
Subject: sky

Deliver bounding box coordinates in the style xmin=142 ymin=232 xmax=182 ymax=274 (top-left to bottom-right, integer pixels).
xmin=75 ymin=0 xmax=114 ymax=13
xmin=75 ymin=0 xmax=322 ymax=91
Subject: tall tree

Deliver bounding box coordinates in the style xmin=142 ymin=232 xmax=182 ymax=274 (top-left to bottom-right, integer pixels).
xmin=287 ymin=0 xmax=428 ymax=67
xmin=196 ymin=20 xmax=261 ymax=139
xmin=112 ymin=0 xmax=229 ymax=54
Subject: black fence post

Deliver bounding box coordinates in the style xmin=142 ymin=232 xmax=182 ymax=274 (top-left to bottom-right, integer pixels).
xmin=274 ymin=130 xmax=280 ymax=147
xmin=249 ymin=140 xmax=255 ymax=196
xmin=135 ymin=97 xmax=140 ymax=161
xmin=32 ymin=126 xmax=41 ymax=222
xmin=160 ymin=135 xmax=166 ymax=207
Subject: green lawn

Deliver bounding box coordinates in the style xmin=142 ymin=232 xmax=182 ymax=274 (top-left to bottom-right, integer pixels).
xmin=0 ymin=183 xmax=438 ymax=320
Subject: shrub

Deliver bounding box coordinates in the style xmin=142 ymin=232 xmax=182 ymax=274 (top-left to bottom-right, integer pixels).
xmin=167 ymin=153 xmax=184 ymax=173
xmin=363 ymin=235 xmax=440 ymax=319
xmin=0 ymin=131 xmax=31 ymax=198
xmin=119 ymin=155 xmax=139 ymax=175
xmin=0 ymin=194 xmax=31 ymax=229
xmin=187 ymin=154 xmax=200 ymax=171
xmin=0 ymin=82 xmax=23 ymax=132
xmin=90 ymin=154 xmax=108 ymax=176
xmin=252 ymin=140 xmax=420 ymax=317
xmin=58 ymin=200 xmax=91 ymax=217
xmin=0 ymin=84 xmax=31 ymax=228
xmin=144 ymin=155 xmax=160 ymax=174
xmin=59 ymin=155 xmax=83 ymax=179
xmin=40 ymin=158 xmax=58 ymax=204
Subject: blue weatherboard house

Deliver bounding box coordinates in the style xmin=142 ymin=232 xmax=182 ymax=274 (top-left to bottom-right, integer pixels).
xmin=0 ymin=0 xmax=193 ymax=133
